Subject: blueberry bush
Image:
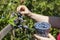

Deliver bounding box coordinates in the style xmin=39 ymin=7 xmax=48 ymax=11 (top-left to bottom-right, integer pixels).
xmin=0 ymin=0 xmax=60 ymax=40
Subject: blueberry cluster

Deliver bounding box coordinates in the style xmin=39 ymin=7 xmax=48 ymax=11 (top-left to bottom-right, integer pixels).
xmin=18 ymin=12 xmax=23 ymax=18
xmin=13 ymin=12 xmax=29 ymax=29
xmin=34 ymin=22 xmax=51 ymax=30
xmin=34 ymin=22 xmax=51 ymax=37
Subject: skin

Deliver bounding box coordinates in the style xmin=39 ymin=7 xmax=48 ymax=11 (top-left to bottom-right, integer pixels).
xmin=17 ymin=5 xmax=60 ymax=29
xmin=17 ymin=5 xmax=60 ymax=40
xmin=34 ymin=33 xmax=56 ymax=40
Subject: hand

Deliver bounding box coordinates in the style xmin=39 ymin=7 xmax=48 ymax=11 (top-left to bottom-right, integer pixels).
xmin=34 ymin=33 xmax=56 ymax=40
xmin=17 ymin=5 xmax=31 ymax=15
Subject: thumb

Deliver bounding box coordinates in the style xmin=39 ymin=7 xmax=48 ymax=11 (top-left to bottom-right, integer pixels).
xmin=34 ymin=34 xmax=49 ymax=40
xmin=48 ymin=33 xmax=56 ymax=40
xmin=20 ymin=12 xmax=26 ymax=14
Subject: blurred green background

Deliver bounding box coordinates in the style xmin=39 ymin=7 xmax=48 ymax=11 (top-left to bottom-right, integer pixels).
xmin=0 ymin=0 xmax=60 ymax=40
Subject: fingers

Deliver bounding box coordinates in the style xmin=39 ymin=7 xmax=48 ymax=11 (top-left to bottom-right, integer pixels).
xmin=34 ymin=34 xmax=56 ymax=40
xmin=34 ymin=34 xmax=49 ymax=40
xmin=17 ymin=5 xmax=27 ymax=12
xmin=48 ymin=33 xmax=56 ymax=40
xmin=20 ymin=12 xmax=26 ymax=15
xmin=17 ymin=5 xmax=31 ymax=15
